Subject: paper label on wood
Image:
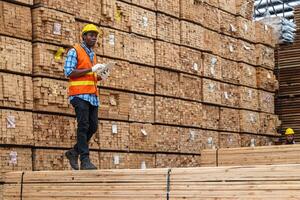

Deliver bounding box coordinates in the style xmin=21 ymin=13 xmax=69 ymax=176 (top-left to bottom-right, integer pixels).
xmin=9 ymin=151 xmax=18 ymax=165
xmin=243 ymin=44 xmax=251 ymax=50
xmin=265 ymin=95 xmax=271 ymax=103
xmin=230 ymin=24 xmax=237 ymax=32
xmin=250 ymin=138 xmax=256 ymax=147
xmin=141 ymin=161 xmax=146 ymax=169
xmin=249 ymin=113 xmax=256 ymax=123
xmin=7 ymin=115 xmax=16 ymax=129
xmin=264 ymin=24 xmax=268 ymax=31
xmin=208 ymin=83 xmax=215 ymax=92
xmin=224 ymin=92 xmax=229 ymax=99
xmin=244 ymin=23 xmax=248 ymax=32
xmin=109 ymin=96 xmax=117 ymax=106
xmin=142 ymin=16 xmax=148 ymax=27
xmin=109 ymin=34 xmax=115 ymax=46
xmin=247 ymin=67 xmax=252 ymax=75
xmin=229 ymin=45 xmax=234 ymax=52
xmin=211 ymin=57 xmax=217 ymax=65
xmin=53 ymin=22 xmax=62 ymax=35
xmin=247 ymin=89 xmax=252 ymax=98
xmin=189 ymin=130 xmax=196 ymax=141
xmin=141 ymin=128 xmax=148 ymax=136
xmin=192 ymin=63 xmax=199 ymax=71
xmin=113 ymin=155 xmax=120 ymax=165
xmin=112 ymin=124 xmax=118 ymax=134
xmin=228 ymin=136 xmax=233 ymax=144
xmin=207 ymin=137 xmax=214 ymax=149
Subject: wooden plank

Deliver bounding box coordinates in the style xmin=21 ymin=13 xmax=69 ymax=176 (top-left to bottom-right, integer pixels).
xmin=0 ymin=147 xmax=32 ymax=173
xmin=4 ymin=164 xmax=300 ymax=199
xmin=201 ymin=145 xmax=300 ymax=166
xmin=0 ymin=1 xmax=32 ymax=40
xmin=0 ymin=36 xmax=32 ymax=75
xmin=0 ymin=109 xmax=33 ymax=145
xmin=32 ymin=7 xmax=76 ymax=46
xmin=0 ymin=73 xmax=33 ymax=110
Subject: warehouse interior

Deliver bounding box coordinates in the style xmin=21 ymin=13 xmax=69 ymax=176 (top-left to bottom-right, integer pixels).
xmin=1 ymin=0 xmax=300 ymax=199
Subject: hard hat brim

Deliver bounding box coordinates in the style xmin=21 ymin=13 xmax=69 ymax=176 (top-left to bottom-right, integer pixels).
xmin=82 ymin=30 xmax=99 ymax=35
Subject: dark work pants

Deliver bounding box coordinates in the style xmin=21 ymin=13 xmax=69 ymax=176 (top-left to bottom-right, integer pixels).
xmin=71 ymin=97 xmax=98 ymax=161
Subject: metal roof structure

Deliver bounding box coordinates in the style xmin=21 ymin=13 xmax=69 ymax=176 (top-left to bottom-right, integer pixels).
xmin=254 ymin=0 xmax=300 ymax=20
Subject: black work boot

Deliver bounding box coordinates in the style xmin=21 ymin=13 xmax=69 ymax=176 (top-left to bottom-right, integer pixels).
xmin=80 ymin=158 xmax=97 ymax=170
xmin=65 ymin=149 xmax=79 ymax=170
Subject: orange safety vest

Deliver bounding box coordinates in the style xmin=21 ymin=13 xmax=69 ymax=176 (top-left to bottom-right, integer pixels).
xmin=68 ymin=44 xmax=98 ymax=97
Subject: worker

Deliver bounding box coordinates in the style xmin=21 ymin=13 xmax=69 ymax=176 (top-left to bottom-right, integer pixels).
xmin=285 ymin=128 xmax=296 ymax=145
xmin=64 ymin=24 xmax=109 ymax=170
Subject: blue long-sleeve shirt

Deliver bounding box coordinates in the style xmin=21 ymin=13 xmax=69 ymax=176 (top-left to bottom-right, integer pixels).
xmin=64 ymin=42 xmax=99 ymax=107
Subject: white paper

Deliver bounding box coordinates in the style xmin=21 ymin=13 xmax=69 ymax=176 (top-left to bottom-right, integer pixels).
xmin=247 ymin=67 xmax=252 ymax=76
xmin=112 ymin=124 xmax=118 ymax=134
xmin=265 ymin=95 xmax=272 ymax=102
xmin=264 ymin=24 xmax=269 ymax=31
xmin=7 ymin=116 xmax=16 ymax=129
xmin=249 ymin=113 xmax=256 ymax=123
xmin=192 ymin=63 xmax=199 ymax=71
xmin=109 ymin=33 xmax=115 ymax=45
xmin=250 ymin=138 xmax=256 ymax=147
xmin=141 ymin=128 xmax=147 ymax=136
xmin=110 ymin=96 xmax=117 ymax=106
xmin=113 ymin=155 xmax=120 ymax=165
xmin=244 ymin=23 xmax=248 ymax=32
xmin=189 ymin=130 xmax=196 ymax=141
xmin=211 ymin=57 xmax=217 ymax=65
xmin=142 ymin=16 xmax=148 ymax=27
xmin=207 ymin=137 xmax=213 ymax=149
xmin=228 ymin=137 xmax=233 ymax=144
xmin=224 ymin=92 xmax=229 ymax=99
xmin=141 ymin=161 xmax=146 ymax=169
xmin=99 ymin=62 xmax=117 ymax=74
xmin=248 ymin=90 xmax=253 ymax=98
xmin=210 ymin=65 xmax=215 ymax=75
xmin=53 ymin=22 xmax=62 ymax=35
xmin=9 ymin=151 xmax=17 ymax=165
xmin=243 ymin=45 xmax=251 ymax=50
xmin=230 ymin=24 xmax=237 ymax=32
xmin=208 ymin=83 xmax=215 ymax=92
xmin=229 ymin=45 xmax=234 ymax=52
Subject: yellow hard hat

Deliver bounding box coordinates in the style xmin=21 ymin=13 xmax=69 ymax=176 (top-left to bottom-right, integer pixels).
xmin=285 ymin=128 xmax=295 ymax=135
xmin=82 ymin=24 xmax=99 ymax=35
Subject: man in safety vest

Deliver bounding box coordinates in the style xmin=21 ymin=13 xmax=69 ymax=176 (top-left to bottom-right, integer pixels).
xmin=285 ymin=128 xmax=296 ymax=145
xmin=64 ymin=24 xmax=109 ymax=170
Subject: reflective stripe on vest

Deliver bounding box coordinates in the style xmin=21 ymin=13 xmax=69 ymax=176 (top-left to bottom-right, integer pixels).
xmin=69 ymin=80 xmax=96 ymax=86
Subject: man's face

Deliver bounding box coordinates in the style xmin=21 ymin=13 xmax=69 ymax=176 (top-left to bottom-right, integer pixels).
xmin=286 ymin=135 xmax=294 ymax=142
xmin=83 ymin=31 xmax=98 ymax=47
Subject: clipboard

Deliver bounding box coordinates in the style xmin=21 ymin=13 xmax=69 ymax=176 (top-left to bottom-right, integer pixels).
xmin=99 ymin=62 xmax=117 ymax=73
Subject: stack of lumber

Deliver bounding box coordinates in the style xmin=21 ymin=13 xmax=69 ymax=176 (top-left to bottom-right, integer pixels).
xmin=2 ymin=164 xmax=300 ymax=199
xmin=201 ymin=144 xmax=300 ymax=166
xmin=0 ymin=0 xmax=281 ymax=171
xmin=275 ymin=6 xmax=300 ymax=142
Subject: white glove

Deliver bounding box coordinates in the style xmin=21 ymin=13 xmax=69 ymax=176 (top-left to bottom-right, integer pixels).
xmin=100 ymin=69 xmax=110 ymax=81
xmin=91 ymin=64 xmax=105 ymax=72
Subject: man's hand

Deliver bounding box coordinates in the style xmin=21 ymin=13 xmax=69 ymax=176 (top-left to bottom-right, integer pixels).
xmin=92 ymin=64 xmax=105 ymax=72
